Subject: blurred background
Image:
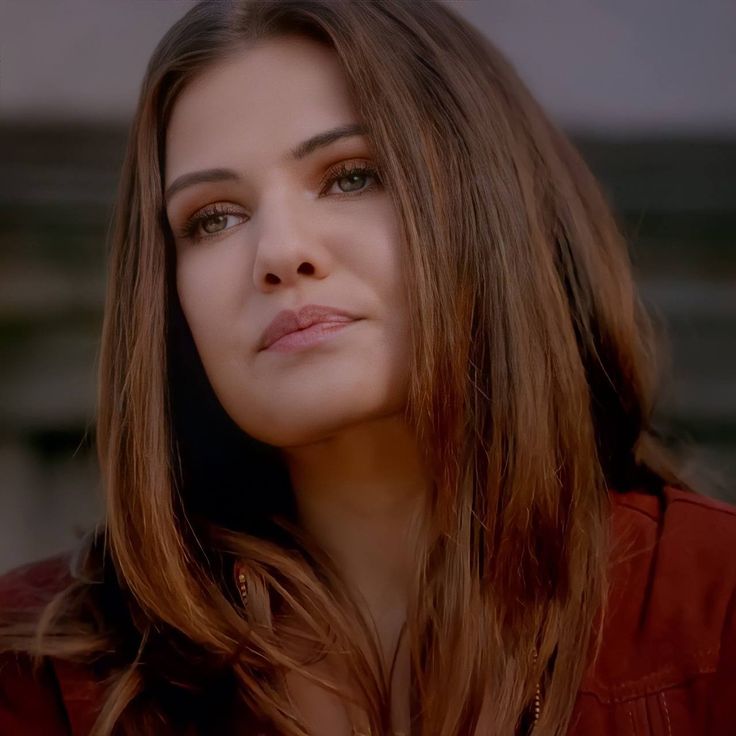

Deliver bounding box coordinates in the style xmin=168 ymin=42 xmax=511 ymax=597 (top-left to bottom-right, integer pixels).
xmin=1 ymin=0 xmax=734 ymax=574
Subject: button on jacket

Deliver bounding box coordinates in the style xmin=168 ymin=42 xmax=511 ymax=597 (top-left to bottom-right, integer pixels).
xmin=1 ymin=485 xmax=736 ymax=735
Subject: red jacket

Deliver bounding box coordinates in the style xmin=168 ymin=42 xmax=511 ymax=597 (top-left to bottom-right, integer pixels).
xmin=1 ymin=485 xmax=736 ymax=735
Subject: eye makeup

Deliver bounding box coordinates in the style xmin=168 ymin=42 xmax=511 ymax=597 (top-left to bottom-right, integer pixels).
xmin=174 ymin=160 xmax=381 ymax=243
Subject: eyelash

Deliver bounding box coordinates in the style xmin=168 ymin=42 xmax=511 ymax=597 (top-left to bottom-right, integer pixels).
xmin=177 ymin=162 xmax=381 ymax=243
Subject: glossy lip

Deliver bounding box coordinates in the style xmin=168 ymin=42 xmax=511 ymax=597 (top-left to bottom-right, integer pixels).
xmin=259 ymin=304 xmax=360 ymax=351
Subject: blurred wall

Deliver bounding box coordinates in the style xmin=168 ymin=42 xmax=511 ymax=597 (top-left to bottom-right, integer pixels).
xmin=1 ymin=0 xmax=735 ymax=574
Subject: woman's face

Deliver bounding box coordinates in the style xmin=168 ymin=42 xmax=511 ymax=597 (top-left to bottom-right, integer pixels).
xmin=164 ymin=36 xmax=411 ymax=448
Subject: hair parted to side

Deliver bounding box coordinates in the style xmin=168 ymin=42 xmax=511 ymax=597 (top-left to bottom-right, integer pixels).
xmin=1 ymin=1 xmax=694 ymax=735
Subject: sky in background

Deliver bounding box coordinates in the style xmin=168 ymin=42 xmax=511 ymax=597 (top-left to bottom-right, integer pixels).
xmin=1 ymin=0 xmax=735 ymax=135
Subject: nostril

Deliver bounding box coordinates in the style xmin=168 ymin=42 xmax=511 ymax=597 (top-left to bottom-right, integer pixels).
xmin=265 ymin=273 xmax=279 ymax=284
xmin=298 ymin=262 xmax=315 ymax=275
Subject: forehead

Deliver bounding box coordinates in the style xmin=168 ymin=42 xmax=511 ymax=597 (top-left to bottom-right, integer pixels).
xmin=164 ymin=36 xmax=359 ymax=181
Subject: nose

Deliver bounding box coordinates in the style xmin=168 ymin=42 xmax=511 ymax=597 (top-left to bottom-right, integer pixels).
xmin=251 ymin=193 xmax=328 ymax=291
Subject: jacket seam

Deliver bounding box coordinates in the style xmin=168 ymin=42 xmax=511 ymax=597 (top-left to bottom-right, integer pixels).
xmin=611 ymin=489 xmax=736 ymax=525
xmin=611 ymin=499 xmax=659 ymax=523
xmin=659 ymin=691 xmax=672 ymax=736
xmin=666 ymin=494 xmax=736 ymax=518
xmin=579 ymin=662 xmax=717 ymax=704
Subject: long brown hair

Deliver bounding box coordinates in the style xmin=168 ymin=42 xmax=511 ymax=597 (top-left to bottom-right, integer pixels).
xmin=2 ymin=1 xmax=693 ymax=734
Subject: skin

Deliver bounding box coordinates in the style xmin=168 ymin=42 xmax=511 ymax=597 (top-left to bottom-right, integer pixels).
xmin=164 ymin=35 xmax=428 ymax=733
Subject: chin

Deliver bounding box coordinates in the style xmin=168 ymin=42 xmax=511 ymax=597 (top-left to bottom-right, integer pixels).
xmin=233 ymin=397 xmax=393 ymax=449
xmin=228 ymin=402 xmax=332 ymax=445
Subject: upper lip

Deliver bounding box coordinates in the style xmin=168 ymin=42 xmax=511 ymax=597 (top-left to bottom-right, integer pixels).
xmin=259 ymin=304 xmax=359 ymax=350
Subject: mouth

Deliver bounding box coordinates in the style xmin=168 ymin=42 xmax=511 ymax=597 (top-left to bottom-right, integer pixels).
xmin=263 ymin=319 xmax=360 ymax=353
xmin=259 ymin=304 xmax=360 ymax=351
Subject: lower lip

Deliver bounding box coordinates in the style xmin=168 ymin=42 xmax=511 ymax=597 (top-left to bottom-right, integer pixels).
xmin=264 ymin=320 xmax=358 ymax=353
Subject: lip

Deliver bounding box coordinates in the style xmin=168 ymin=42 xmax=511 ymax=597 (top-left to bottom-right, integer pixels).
xmin=259 ymin=304 xmax=360 ymax=351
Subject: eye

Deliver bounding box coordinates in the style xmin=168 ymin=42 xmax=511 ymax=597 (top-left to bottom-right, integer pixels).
xmin=177 ymin=203 xmax=247 ymax=243
xmin=174 ymin=162 xmax=381 ymax=244
xmin=321 ymin=161 xmax=381 ymax=197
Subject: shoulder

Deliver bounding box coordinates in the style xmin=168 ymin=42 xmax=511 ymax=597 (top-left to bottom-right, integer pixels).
xmin=610 ymin=482 xmax=736 ymax=545
xmin=579 ymin=485 xmax=736 ymax=711
xmin=570 ymin=486 xmax=736 ymax=734
xmin=607 ymin=483 xmax=736 ymax=659
xmin=0 ymin=554 xmax=96 ymax=736
xmin=0 ymin=553 xmax=74 ymax=611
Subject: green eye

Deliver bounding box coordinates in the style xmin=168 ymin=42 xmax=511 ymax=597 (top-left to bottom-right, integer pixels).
xmin=323 ymin=163 xmax=381 ymax=196
xmin=180 ymin=204 xmax=247 ymax=242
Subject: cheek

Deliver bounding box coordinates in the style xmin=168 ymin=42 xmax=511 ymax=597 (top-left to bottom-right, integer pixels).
xmin=175 ymin=249 xmax=244 ymax=358
xmin=350 ymin=201 xmax=407 ymax=301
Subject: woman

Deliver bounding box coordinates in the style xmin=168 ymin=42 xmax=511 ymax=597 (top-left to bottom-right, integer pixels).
xmin=1 ymin=1 xmax=735 ymax=734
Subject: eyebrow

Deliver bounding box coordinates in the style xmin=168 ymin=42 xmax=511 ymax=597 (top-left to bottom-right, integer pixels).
xmin=164 ymin=123 xmax=367 ymax=205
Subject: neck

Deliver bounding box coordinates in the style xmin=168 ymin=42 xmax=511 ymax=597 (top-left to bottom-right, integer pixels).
xmin=280 ymin=414 xmax=428 ymax=661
